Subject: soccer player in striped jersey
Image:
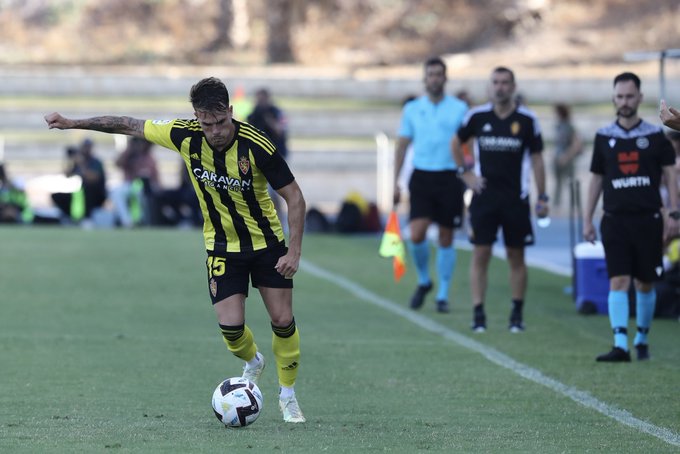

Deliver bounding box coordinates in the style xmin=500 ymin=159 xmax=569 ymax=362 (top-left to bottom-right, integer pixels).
xmin=45 ymin=77 xmax=307 ymax=423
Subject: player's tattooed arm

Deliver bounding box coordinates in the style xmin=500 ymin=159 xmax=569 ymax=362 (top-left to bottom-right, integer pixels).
xmin=45 ymin=112 xmax=146 ymax=138
xmin=74 ymin=116 xmax=145 ymax=137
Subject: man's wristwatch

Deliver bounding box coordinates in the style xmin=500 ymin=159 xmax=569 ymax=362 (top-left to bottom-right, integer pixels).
xmin=669 ymin=210 xmax=680 ymax=220
xmin=538 ymin=194 xmax=549 ymax=203
xmin=456 ymin=166 xmax=468 ymax=176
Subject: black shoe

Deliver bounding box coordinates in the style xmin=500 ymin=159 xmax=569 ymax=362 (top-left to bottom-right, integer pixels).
xmin=409 ymin=283 xmax=432 ymax=310
xmin=635 ymin=344 xmax=650 ymax=361
xmin=596 ymin=347 xmax=631 ymax=363
xmin=436 ymin=300 xmax=450 ymax=313
xmin=471 ymin=311 xmax=486 ymax=333
xmin=509 ymin=309 xmax=525 ymax=333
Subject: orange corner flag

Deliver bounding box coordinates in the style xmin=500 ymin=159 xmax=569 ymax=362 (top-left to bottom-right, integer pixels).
xmin=379 ymin=210 xmax=406 ymax=282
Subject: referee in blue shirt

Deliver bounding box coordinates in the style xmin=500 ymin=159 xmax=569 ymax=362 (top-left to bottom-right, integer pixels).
xmin=393 ymin=56 xmax=468 ymax=313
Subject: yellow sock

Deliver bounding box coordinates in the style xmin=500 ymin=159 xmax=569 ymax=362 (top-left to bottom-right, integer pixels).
xmin=271 ymin=319 xmax=300 ymax=388
xmin=219 ymin=323 xmax=257 ymax=362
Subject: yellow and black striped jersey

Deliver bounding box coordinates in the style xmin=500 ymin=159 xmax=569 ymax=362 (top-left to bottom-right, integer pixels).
xmin=144 ymin=118 xmax=295 ymax=253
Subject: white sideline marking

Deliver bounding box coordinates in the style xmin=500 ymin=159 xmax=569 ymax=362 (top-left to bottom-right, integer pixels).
xmin=300 ymin=259 xmax=680 ymax=447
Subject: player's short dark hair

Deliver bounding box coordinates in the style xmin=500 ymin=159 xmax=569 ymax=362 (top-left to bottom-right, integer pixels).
xmin=492 ymin=66 xmax=515 ymax=83
xmin=613 ymin=72 xmax=641 ymax=89
xmin=190 ymin=77 xmax=230 ymax=112
xmin=424 ymin=56 xmax=446 ymax=74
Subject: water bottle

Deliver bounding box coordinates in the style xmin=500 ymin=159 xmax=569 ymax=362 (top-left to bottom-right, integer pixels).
xmin=536 ymin=194 xmax=550 ymax=228
xmin=537 ymin=216 xmax=551 ymax=228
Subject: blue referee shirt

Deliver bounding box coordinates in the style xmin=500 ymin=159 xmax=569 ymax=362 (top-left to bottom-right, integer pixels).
xmin=398 ymin=94 xmax=468 ymax=171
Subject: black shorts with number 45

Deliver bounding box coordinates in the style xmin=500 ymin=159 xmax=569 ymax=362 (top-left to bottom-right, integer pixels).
xmin=205 ymin=242 xmax=292 ymax=304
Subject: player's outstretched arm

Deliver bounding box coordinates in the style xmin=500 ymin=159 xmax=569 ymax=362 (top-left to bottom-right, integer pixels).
xmin=45 ymin=112 xmax=146 ymax=138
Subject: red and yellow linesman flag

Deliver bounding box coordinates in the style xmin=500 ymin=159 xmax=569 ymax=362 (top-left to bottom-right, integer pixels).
xmin=379 ymin=210 xmax=406 ymax=282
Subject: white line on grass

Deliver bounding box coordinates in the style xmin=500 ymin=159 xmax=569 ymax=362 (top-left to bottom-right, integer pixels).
xmin=300 ymin=259 xmax=680 ymax=448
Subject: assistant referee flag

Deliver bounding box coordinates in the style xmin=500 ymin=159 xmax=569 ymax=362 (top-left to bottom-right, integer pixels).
xmin=379 ymin=210 xmax=406 ymax=282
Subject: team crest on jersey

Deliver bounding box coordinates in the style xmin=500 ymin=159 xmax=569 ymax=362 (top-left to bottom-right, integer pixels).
xmin=510 ymin=121 xmax=520 ymax=135
xmin=210 ymin=278 xmax=217 ymax=297
xmin=617 ymin=151 xmax=639 ymax=174
xmin=238 ymin=156 xmax=250 ymax=175
xmin=636 ymin=137 xmax=649 ymax=149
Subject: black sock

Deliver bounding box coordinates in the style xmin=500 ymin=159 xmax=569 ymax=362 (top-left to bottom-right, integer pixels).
xmin=511 ymin=299 xmax=524 ymax=313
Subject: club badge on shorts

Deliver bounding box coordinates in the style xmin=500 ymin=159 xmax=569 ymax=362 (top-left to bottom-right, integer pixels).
xmin=210 ymin=278 xmax=217 ymax=297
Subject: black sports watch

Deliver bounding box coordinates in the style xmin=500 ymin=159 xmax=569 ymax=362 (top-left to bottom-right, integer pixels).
xmin=538 ymin=193 xmax=549 ymax=203
xmin=669 ymin=210 xmax=680 ymax=220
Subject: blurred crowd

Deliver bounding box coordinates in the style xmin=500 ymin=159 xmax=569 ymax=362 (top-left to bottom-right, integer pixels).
xmin=2 ymin=136 xmax=204 ymax=229
xmin=3 ymin=88 xmax=680 ymax=232
xmin=1 ymin=87 xmax=293 ymax=229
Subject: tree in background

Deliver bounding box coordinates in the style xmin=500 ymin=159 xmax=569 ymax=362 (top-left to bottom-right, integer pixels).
xmin=204 ymin=0 xmax=233 ymax=52
xmin=266 ymin=0 xmax=296 ymax=63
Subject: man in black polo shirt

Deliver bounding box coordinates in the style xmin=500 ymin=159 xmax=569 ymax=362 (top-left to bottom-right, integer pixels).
xmin=452 ymin=66 xmax=549 ymax=333
xmin=584 ymin=72 xmax=679 ymax=362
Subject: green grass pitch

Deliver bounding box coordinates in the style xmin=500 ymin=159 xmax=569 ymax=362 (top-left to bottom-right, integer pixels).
xmin=1 ymin=227 xmax=679 ymax=453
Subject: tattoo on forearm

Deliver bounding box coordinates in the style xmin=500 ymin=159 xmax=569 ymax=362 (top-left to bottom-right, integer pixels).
xmin=75 ymin=116 xmax=143 ymax=135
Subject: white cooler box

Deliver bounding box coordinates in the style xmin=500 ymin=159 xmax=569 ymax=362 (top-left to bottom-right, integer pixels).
xmin=573 ymin=241 xmax=609 ymax=314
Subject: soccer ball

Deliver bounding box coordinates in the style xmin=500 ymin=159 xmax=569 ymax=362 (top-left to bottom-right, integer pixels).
xmin=211 ymin=377 xmax=263 ymax=427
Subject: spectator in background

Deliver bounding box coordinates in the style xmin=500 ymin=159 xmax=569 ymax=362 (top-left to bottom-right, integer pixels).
xmin=552 ymin=103 xmax=583 ymax=208
xmin=51 ymin=138 xmax=107 ymax=224
xmin=247 ymin=88 xmax=289 ymax=160
xmin=248 ymin=88 xmax=290 ymax=224
xmin=393 ymin=56 xmax=469 ymax=314
xmin=0 ymin=162 xmax=32 ymax=223
xmin=111 ymin=137 xmax=160 ymax=228
xmin=153 ymin=160 xmax=202 ymax=227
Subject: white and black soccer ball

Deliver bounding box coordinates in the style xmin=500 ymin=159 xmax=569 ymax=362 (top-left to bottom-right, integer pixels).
xmin=211 ymin=377 xmax=263 ymax=428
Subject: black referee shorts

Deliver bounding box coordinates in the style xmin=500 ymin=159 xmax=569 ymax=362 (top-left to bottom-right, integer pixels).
xmin=408 ymin=169 xmax=464 ymax=228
